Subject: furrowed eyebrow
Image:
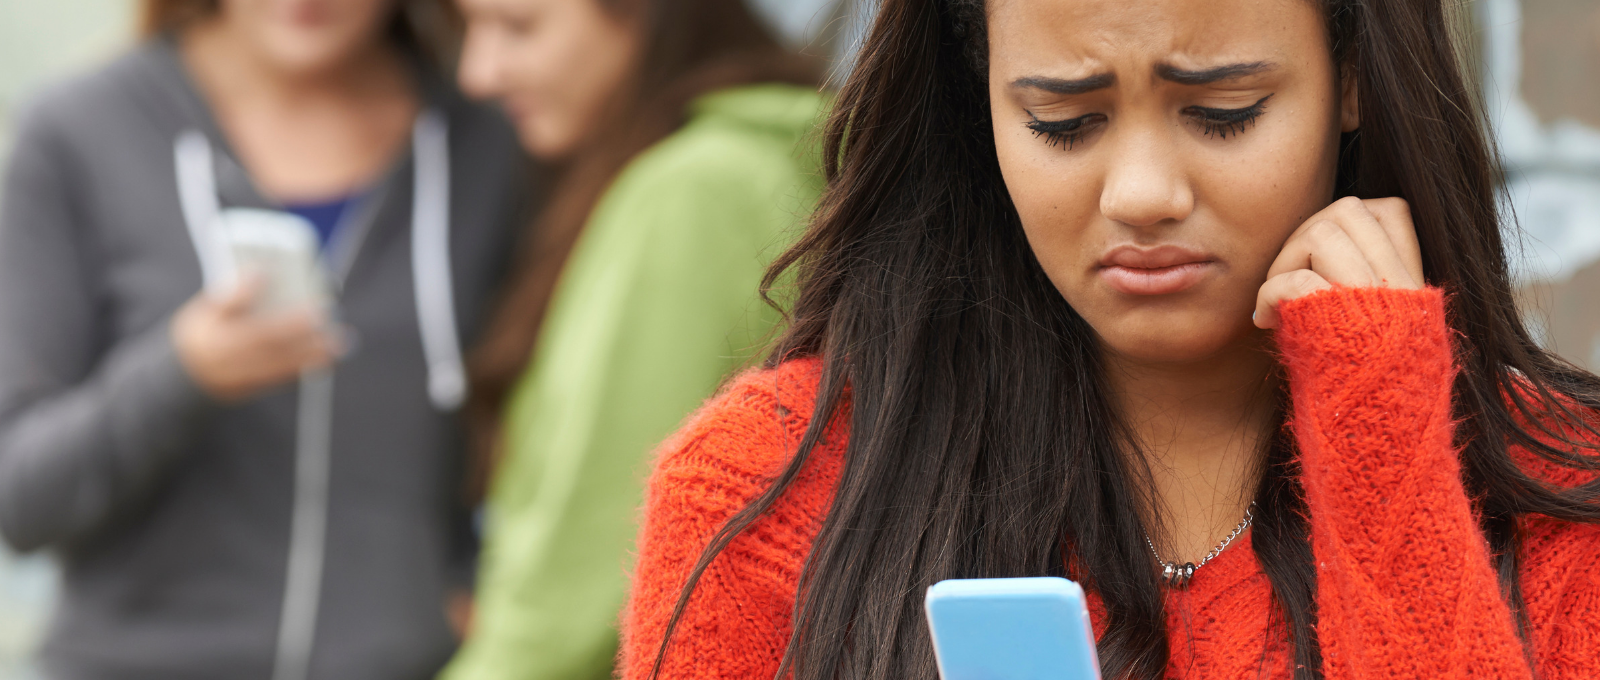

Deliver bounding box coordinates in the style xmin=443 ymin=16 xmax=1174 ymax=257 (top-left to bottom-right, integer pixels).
xmin=1154 ymin=61 xmax=1276 ymax=85
xmin=1011 ymin=73 xmax=1116 ymax=95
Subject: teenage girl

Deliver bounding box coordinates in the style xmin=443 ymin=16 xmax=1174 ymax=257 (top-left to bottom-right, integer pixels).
xmin=440 ymin=0 xmax=821 ymax=677
xmin=622 ymin=0 xmax=1600 ymax=678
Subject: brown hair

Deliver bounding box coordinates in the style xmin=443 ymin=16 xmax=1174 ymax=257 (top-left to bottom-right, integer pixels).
xmin=139 ymin=0 xmax=213 ymax=35
xmin=138 ymin=0 xmax=463 ymax=63
xmin=462 ymin=0 xmax=820 ymax=493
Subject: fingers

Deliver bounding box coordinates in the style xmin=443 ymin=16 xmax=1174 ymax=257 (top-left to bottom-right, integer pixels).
xmin=1324 ymin=198 xmax=1417 ymax=288
xmin=213 ymin=272 xmax=266 ymax=317
xmin=1361 ymin=197 xmax=1424 ymax=286
xmin=246 ymin=308 xmax=339 ymax=368
xmin=1255 ymin=196 xmax=1423 ymax=327
xmin=174 ymin=283 xmax=341 ymax=400
xmin=1268 ymin=197 xmax=1419 ymax=288
xmin=1255 ymin=269 xmax=1331 ymax=329
xmin=1267 ymin=217 xmax=1380 ymax=285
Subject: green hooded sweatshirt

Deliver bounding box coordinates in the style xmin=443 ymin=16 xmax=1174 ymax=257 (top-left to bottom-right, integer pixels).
xmin=441 ymin=83 xmax=827 ymax=680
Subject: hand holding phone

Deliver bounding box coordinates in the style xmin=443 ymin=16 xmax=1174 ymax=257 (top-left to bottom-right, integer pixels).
xmin=173 ymin=274 xmax=341 ymax=401
xmin=213 ymin=208 xmax=331 ymax=312
xmin=172 ymin=209 xmax=339 ymax=401
xmin=925 ymin=577 xmax=1102 ymax=680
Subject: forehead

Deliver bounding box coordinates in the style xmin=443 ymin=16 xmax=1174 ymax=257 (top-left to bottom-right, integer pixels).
xmin=986 ymin=0 xmax=1326 ymax=73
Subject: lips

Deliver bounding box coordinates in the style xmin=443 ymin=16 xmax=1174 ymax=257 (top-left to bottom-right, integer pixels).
xmin=1097 ymin=245 xmax=1215 ymax=296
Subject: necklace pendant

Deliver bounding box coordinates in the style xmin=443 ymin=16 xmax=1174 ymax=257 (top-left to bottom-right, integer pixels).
xmin=1145 ymin=502 xmax=1255 ymax=589
xmin=1162 ymin=562 xmax=1197 ymax=588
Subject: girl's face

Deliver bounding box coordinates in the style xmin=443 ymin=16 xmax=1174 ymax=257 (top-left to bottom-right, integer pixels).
xmin=988 ymin=0 xmax=1358 ymax=364
xmin=456 ymin=0 xmax=642 ymax=159
xmin=219 ymin=0 xmax=397 ymax=73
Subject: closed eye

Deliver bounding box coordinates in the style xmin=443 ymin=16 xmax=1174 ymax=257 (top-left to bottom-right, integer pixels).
xmin=1182 ymin=94 xmax=1273 ymax=139
xmin=1026 ymin=113 xmax=1106 ymax=150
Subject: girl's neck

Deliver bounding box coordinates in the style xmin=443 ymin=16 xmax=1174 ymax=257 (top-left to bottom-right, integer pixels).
xmin=176 ymin=16 xmax=418 ymax=202
xmin=1103 ymin=333 xmax=1281 ymax=565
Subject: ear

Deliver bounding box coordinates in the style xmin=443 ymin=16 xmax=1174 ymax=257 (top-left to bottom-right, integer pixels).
xmin=1339 ymin=67 xmax=1360 ymax=132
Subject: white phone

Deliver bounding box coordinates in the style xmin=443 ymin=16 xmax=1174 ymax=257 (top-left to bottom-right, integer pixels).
xmin=212 ymin=208 xmax=330 ymax=313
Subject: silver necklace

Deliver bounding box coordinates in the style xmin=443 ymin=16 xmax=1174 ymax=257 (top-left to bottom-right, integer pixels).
xmin=1144 ymin=502 xmax=1255 ymax=589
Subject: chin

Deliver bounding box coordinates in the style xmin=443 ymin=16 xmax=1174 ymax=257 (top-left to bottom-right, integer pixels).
xmin=514 ymin=125 xmax=547 ymax=157
xmin=258 ymin=26 xmax=370 ymax=72
xmin=1093 ymin=312 xmax=1256 ymax=366
xmin=520 ymin=125 xmax=581 ymax=162
xmin=264 ymin=43 xmax=359 ymax=73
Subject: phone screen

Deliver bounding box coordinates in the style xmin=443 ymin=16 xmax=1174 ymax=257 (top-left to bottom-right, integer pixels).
xmin=214 ymin=208 xmax=330 ymax=312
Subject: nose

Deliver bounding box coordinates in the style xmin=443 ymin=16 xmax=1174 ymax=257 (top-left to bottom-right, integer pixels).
xmin=1098 ymin=127 xmax=1195 ymax=229
xmin=456 ymin=25 xmax=503 ymax=101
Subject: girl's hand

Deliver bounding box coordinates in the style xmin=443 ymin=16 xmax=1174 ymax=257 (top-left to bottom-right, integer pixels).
xmin=1253 ymin=196 xmax=1425 ymax=329
xmin=172 ymin=275 xmax=342 ymax=402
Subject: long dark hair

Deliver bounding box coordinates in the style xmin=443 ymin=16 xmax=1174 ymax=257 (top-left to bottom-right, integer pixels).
xmin=465 ymin=0 xmax=819 ymax=493
xmin=652 ymin=0 xmax=1600 ymax=678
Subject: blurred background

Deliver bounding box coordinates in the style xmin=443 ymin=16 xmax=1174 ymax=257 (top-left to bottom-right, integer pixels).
xmin=0 ymin=1 xmax=870 ymax=677
xmin=0 ymin=5 xmax=134 ymax=676
xmin=0 ymin=0 xmax=1594 ymax=677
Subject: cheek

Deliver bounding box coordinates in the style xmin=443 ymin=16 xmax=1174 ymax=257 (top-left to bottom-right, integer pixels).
xmin=528 ymin=17 xmax=635 ymax=154
xmin=993 ymin=127 xmax=1103 ymax=298
xmin=1196 ymin=108 xmax=1342 ymax=280
xmin=501 ymin=33 xmax=591 ymax=156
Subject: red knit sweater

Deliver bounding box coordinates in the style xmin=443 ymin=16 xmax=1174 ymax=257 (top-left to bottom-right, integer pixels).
xmin=621 ymin=287 xmax=1600 ymax=679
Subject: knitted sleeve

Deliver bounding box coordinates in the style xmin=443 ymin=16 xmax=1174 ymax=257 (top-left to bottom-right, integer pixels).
xmin=1275 ymin=287 xmax=1533 ymax=679
xmin=620 ymin=360 xmax=838 ymax=680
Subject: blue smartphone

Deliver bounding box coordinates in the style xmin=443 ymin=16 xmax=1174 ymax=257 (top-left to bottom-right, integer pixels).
xmin=924 ymin=577 xmax=1102 ymax=680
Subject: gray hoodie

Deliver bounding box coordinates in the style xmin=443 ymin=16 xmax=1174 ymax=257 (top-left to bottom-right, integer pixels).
xmin=0 ymin=39 xmax=529 ymax=680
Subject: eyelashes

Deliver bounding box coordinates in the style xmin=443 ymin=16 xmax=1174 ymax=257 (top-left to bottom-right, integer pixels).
xmin=1027 ymin=113 xmax=1104 ymax=150
xmin=1183 ymin=94 xmax=1273 ymax=139
xmin=1026 ymin=94 xmax=1274 ymax=149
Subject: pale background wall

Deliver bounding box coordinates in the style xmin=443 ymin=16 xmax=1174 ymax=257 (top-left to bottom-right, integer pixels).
xmin=1489 ymin=0 xmax=1600 ymax=367
xmin=0 ymin=3 xmax=135 ymax=675
xmin=0 ymin=0 xmax=1593 ymax=677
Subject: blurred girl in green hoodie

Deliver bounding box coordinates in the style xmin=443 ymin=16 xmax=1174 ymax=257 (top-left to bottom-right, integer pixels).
xmin=442 ymin=0 xmax=825 ymax=678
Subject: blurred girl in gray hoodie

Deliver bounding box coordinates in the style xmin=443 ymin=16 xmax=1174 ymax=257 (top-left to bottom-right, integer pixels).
xmin=0 ymin=1 xmax=529 ymax=678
